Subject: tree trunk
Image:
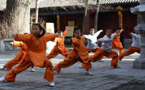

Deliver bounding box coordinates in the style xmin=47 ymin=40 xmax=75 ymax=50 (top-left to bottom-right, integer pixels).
xmin=4 ymin=0 xmax=31 ymax=38
xmin=82 ymin=0 xmax=88 ymax=34
xmin=94 ymin=0 xmax=100 ymax=32
xmin=35 ymin=0 xmax=38 ymax=23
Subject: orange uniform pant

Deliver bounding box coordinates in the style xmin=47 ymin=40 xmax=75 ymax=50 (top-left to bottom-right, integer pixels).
xmin=116 ymin=48 xmax=124 ymax=56
xmin=90 ymin=48 xmax=118 ymax=67
xmin=5 ymin=52 xmax=23 ymax=70
xmin=87 ymin=49 xmax=98 ymax=53
xmin=81 ymin=48 xmax=104 ymax=68
xmin=87 ymin=48 xmax=104 ymax=60
xmin=54 ymin=54 xmax=92 ymax=73
xmin=47 ymin=47 xmax=69 ymax=59
xmin=112 ymin=44 xmax=124 ymax=56
xmin=5 ymin=59 xmax=54 ymax=82
xmin=119 ymin=46 xmax=140 ymax=61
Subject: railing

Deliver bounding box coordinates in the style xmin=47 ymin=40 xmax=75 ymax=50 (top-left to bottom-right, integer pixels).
xmin=0 ymin=39 xmax=20 ymax=53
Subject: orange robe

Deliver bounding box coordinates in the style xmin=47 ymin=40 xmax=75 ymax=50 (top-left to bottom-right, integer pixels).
xmin=87 ymin=49 xmax=98 ymax=53
xmin=5 ymin=41 xmax=27 ymax=70
xmin=112 ymin=29 xmax=124 ymax=55
xmin=90 ymin=47 xmax=118 ymax=67
xmin=46 ymin=30 xmax=69 ymax=59
xmin=119 ymin=46 xmax=140 ymax=61
xmin=54 ymin=36 xmax=92 ymax=73
xmin=5 ymin=33 xmax=55 ymax=82
xmin=81 ymin=48 xmax=104 ymax=67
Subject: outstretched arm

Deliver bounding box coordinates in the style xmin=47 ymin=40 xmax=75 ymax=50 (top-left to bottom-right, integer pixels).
xmin=10 ymin=41 xmax=24 ymax=47
xmin=119 ymin=29 xmax=124 ymax=34
xmin=13 ymin=34 xmax=31 ymax=43
xmin=98 ymin=38 xmax=112 ymax=42
xmin=83 ymin=35 xmax=91 ymax=40
xmin=63 ymin=30 xmax=69 ymax=36
xmin=111 ymin=33 xmax=119 ymax=40
xmin=130 ymin=32 xmax=139 ymax=39
xmin=94 ymin=29 xmax=103 ymax=38
xmin=44 ymin=33 xmax=56 ymax=42
xmin=116 ymin=29 xmax=124 ymax=35
xmin=98 ymin=35 xmax=112 ymax=43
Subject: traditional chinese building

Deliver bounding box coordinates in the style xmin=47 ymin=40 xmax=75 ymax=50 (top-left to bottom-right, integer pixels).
xmin=30 ymin=0 xmax=139 ymax=39
xmin=0 ymin=0 xmax=140 ymax=39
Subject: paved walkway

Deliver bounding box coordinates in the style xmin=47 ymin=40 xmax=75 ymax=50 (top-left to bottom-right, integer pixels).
xmin=0 ymin=50 xmax=145 ymax=90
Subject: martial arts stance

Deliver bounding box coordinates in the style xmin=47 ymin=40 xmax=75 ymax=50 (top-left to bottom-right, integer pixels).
xmin=0 ymin=41 xmax=35 ymax=72
xmin=84 ymin=28 xmax=103 ymax=53
xmin=54 ymin=29 xmax=93 ymax=75
xmin=0 ymin=23 xmax=56 ymax=87
xmin=80 ymin=29 xmax=103 ymax=68
xmin=119 ymin=31 xmax=140 ymax=61
xmin=112 ymin=28 xmax=124 ymax=56
xmin=89 ymin=29 xmax=119 ymax=68
xmin=46 ymin=30 xmax=69 ymax=59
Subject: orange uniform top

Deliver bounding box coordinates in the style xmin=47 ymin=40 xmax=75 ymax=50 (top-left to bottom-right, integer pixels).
xmin=10 ymin=41 xmax=28 ymax=63
xmin=112 ymin=29 xmax=123 ymax=49
xmin=15 ymin=33 xmax=56 ymax=67
xmin=71 ymin=36 xmax=89 ymax=63
xmin=54 ymin=30 xmax=68 ymax=54
xmin=12 ymin=41 xmax=27 ymax=54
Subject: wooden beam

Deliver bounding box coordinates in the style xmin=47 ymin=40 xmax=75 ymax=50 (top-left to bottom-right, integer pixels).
xmin=38 ymin=11 xmax=84 ymax=15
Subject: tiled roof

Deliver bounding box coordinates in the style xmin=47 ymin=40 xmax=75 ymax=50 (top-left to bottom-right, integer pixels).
xmin=31 ymin=0 xmax=140 ymax=8
xmin=0 ymin=0 xmax=140 ymax=11
xmin=99 ymin=0 xmax=139 ymax=4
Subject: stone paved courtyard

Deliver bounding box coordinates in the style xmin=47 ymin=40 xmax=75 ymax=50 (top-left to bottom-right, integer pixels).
xmin=0 ymin=50 xmax=145 ymax=90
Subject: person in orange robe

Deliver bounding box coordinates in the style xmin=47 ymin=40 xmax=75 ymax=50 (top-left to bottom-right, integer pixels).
xmin=119 ymin=32 xmax=140 ymax=61
xmin=46 ymin=30 xmax=69 ymax=59
xmin=0 ymin=41 xmax=26 ymax=70
xmin=4 ymin=41 xmax=27 ymax=70
xmin=54 ymin=29 xmax=93 ymax=75
xmin=112 ymin=28 xmax=124 ymax=56
xmin=0 ymin=39 xmax=35 ymax=72
xmin=89 ymin=29 xmax=119 ymax=68
xmin=0 ymin=23 xmax=56 ymax=87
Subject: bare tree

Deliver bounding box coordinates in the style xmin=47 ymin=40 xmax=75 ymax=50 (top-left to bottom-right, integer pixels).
xmin=0 ymin=0 xmax=31 ymax=38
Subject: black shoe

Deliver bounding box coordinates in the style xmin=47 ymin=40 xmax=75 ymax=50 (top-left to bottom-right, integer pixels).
xmin=113 ymin=66 xmax=121 ymax=68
